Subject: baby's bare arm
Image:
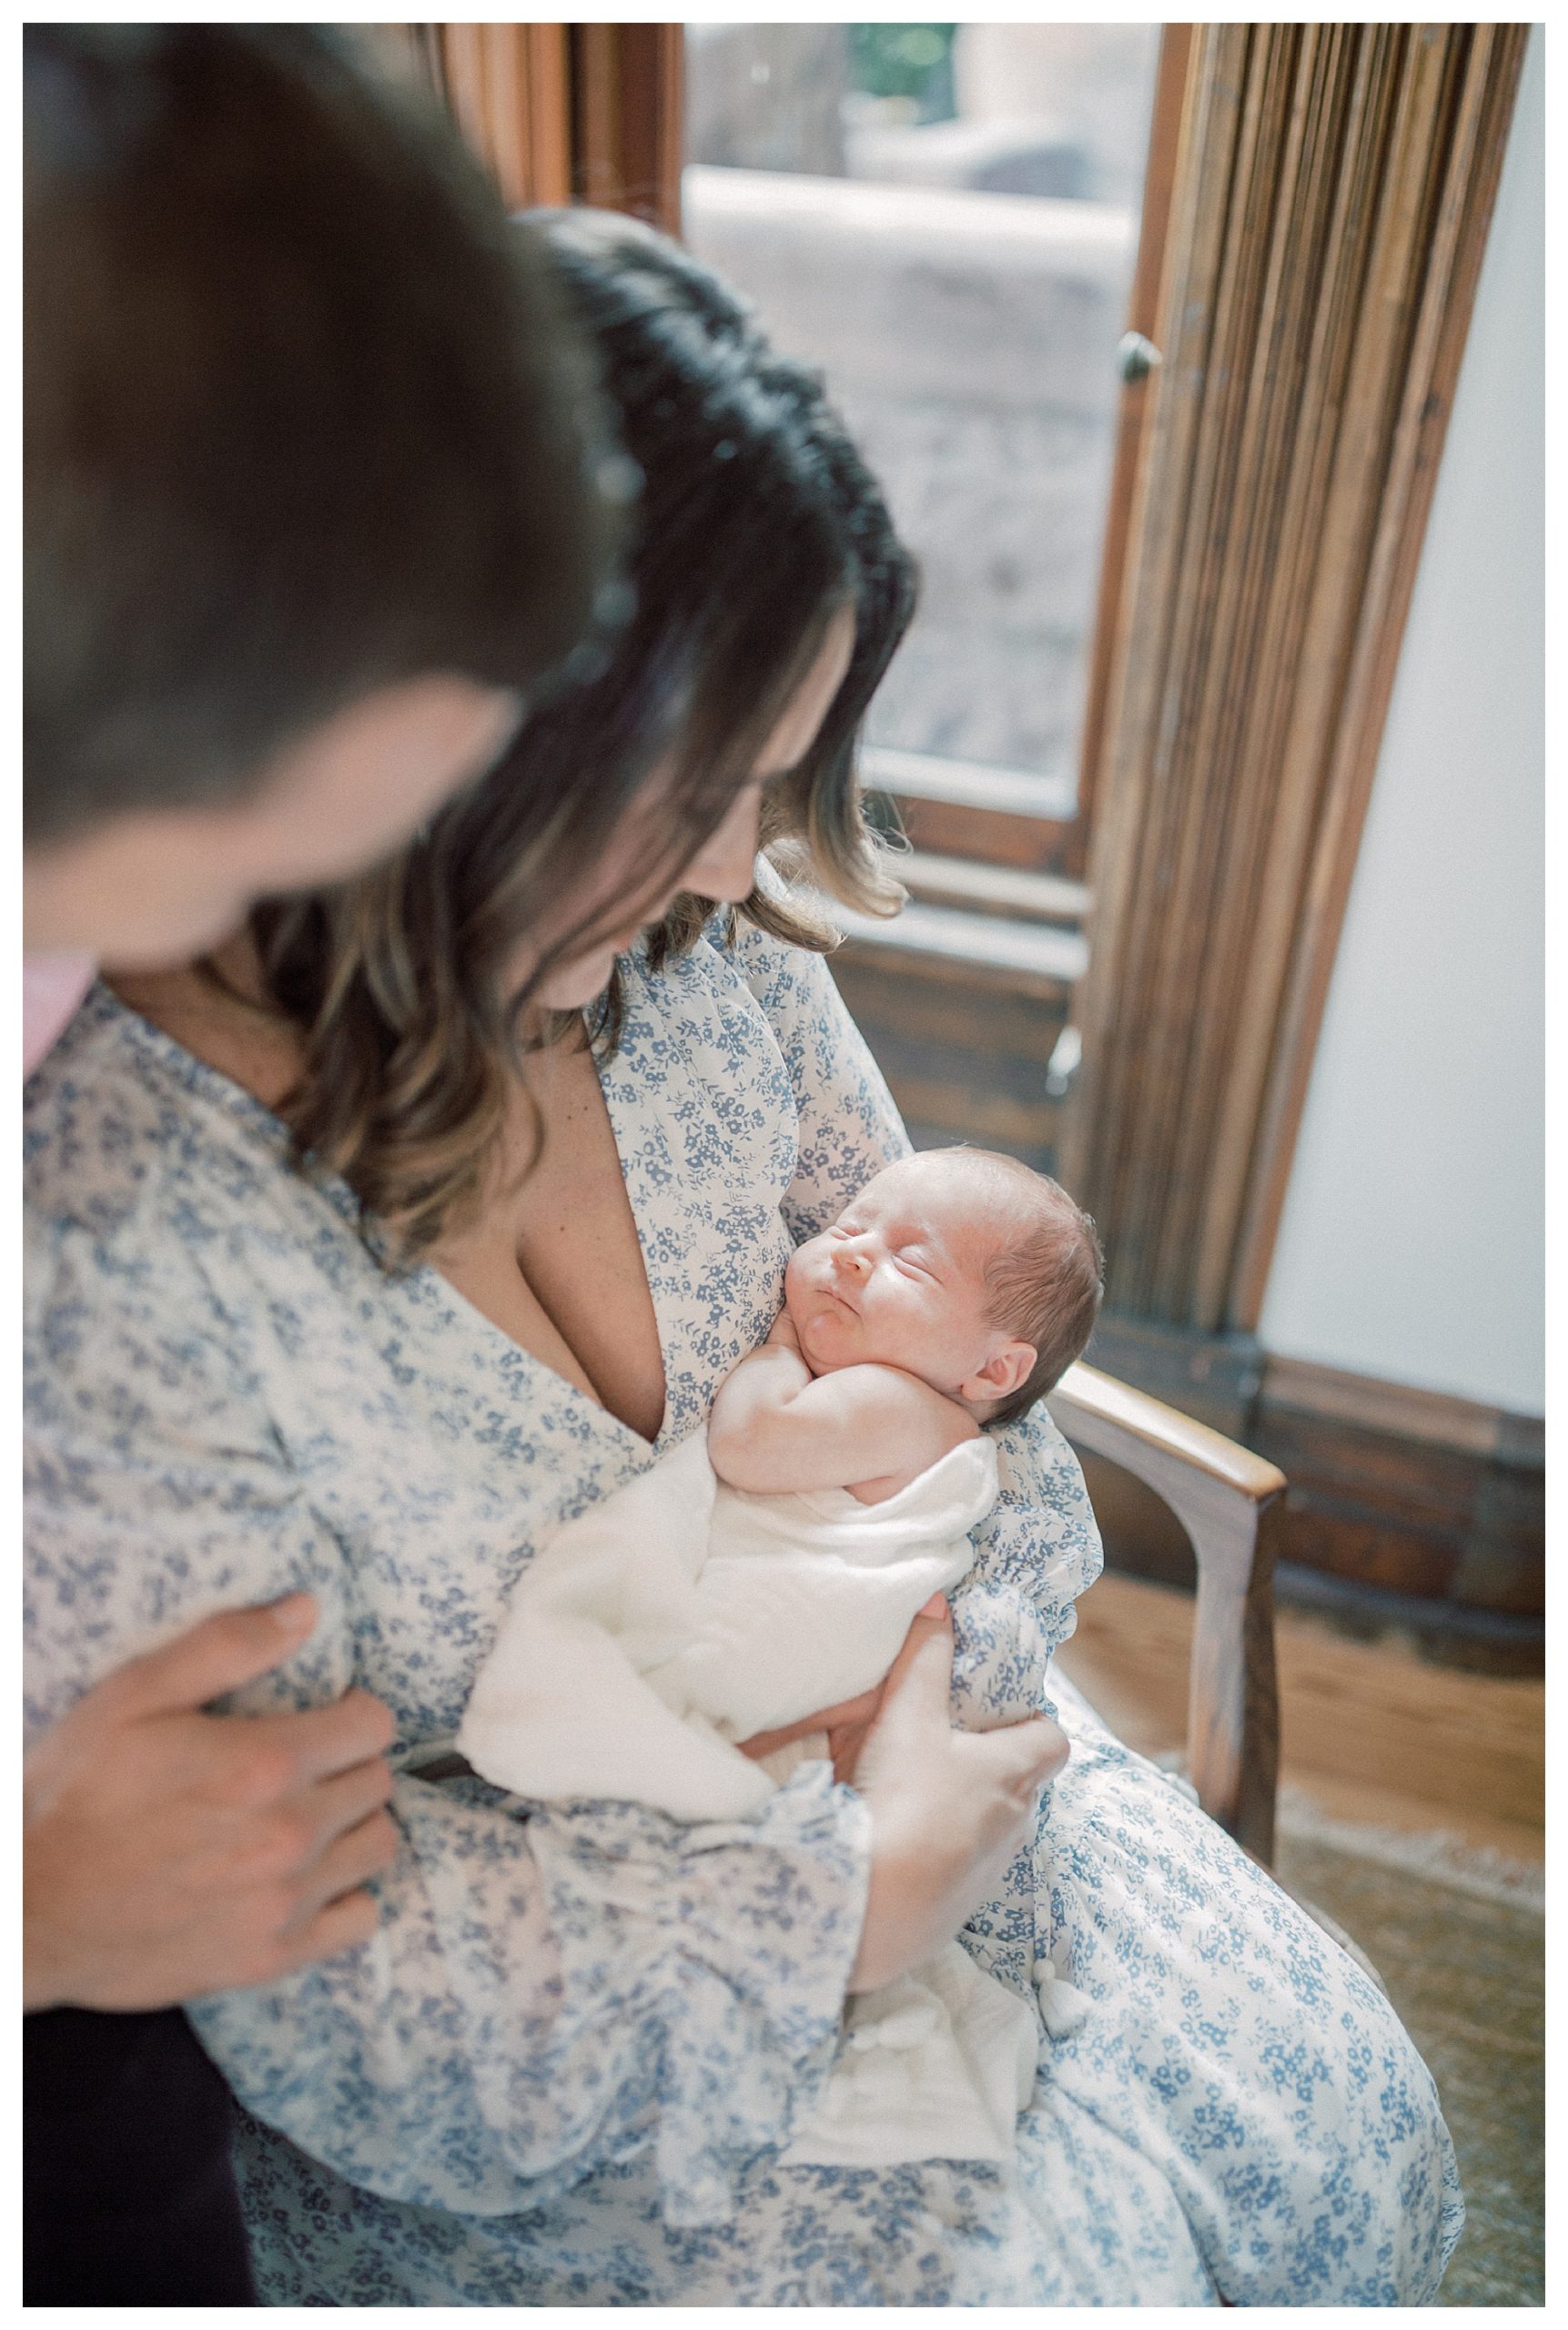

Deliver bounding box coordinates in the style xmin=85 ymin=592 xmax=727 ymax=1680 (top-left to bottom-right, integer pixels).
xmin=708 ymin=1339 xmax=975 ymax=1497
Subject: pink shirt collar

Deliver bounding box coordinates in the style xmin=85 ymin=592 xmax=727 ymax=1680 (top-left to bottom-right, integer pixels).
xmin=24 ymin=952 xmax=96 ymax=1079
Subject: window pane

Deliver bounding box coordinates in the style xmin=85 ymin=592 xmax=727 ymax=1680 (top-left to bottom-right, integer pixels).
xmin=684 ymin=23 xmax=1160 ymax=813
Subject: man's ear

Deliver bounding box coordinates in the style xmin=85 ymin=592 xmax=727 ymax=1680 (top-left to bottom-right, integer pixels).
xmin=959 ymin=1339 xmax=1035 ymax=1406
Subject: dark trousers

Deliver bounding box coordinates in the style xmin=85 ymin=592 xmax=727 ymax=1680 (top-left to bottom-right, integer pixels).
xmin=24 ymin=2004 xmax=257 ymax=2306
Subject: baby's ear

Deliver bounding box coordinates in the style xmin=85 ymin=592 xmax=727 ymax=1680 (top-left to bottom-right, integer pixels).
xmin=959 ymin=1339 xmax=1035 ymax=1405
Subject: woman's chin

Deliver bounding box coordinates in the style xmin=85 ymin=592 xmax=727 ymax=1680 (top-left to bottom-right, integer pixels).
xmin=535 ymin=950 xmax=619 ymax=1011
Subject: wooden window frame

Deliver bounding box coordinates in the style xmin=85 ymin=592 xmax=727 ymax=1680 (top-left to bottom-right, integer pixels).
xmin=390 ymin=23 xmax=683 ymax=230
xmin=1062 ymin=24 xmax=1530 ymax=1338
xmin=387 ymin=22 xmax=1526 ymax=1362
xmin=568 ymin=22 xmax=683 ymax=228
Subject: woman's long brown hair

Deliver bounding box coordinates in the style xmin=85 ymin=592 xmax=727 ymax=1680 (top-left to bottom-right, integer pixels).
xmin=248 ymin=209 xmax=918 ymax=1263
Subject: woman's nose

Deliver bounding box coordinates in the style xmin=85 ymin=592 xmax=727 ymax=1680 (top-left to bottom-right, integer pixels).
xmin=683 ymin=785 xmax=763 ymax=904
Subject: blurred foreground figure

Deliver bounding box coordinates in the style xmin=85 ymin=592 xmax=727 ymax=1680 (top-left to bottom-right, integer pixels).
xmin=25 ymin=22 xmax=623 ymax=965
xmin=23 ymin=25 xmax=622 ymax=2305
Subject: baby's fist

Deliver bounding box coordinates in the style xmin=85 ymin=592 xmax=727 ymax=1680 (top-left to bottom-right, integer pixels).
xmin=765 ymin=1306 xmax=803 ymax=1355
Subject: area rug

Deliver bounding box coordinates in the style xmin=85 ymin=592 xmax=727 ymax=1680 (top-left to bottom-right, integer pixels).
xmin=1275 ymin=1795 xmax=1543 ymax=2307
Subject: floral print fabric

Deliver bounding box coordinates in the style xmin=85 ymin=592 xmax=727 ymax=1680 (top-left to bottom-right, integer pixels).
xmin=24 ymin=928 xmax=1462 ymax=2304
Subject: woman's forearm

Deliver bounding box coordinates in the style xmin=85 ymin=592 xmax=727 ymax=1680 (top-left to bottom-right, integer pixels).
xmin=189 ymin=1767 xmax=873 ymax=2224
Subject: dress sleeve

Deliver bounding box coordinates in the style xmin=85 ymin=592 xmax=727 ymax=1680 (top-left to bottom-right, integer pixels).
xmin=25 ymin=1216 xmax=871 ymax=2229
xmin=734 ymin=919 xmax=1103 ymax=1679
xmin=956 ymin=1409 xmax=1105 ymax=1701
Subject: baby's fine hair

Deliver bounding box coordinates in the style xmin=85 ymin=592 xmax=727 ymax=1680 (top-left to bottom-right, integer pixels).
xmin=937 ymin=1148 xmax=1104 ymax=1424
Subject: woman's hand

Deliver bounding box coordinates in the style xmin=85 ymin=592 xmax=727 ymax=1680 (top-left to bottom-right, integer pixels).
xmin=842 ymin=1596 xmax=1069 ymax=1992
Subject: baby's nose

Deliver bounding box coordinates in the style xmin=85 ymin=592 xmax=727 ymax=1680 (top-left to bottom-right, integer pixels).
xmin=835 ymin=1244 xmax=871 ymax=1280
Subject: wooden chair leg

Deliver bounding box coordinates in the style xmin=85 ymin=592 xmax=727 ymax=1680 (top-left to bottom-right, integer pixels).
xmin=1181 ymin=1493 xmax=1283 ymax=1868
xmin=1046 ymin=1364 xmax=1287 ymax=1869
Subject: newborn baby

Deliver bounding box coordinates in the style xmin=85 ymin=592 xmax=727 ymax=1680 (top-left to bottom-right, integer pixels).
xmin=459 ymin=1147 xmax=1102 ymax=2178
xmin=715 ymin=1144 xmax=1100 ymax=1504
xmin=679 ymin=1147 xmax=1103 ymax=1760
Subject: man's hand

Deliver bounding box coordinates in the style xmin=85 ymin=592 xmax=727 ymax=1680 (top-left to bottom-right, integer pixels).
xmin=25 ymin=1593 xmax=399 ymax=2013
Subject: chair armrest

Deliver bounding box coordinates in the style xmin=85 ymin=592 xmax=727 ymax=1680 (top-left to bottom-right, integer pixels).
xmin=1046 ymin=1361 xmax=1284 ymax=1866
xmin=1047 ymin=1362 xmax=1286 ymax=1505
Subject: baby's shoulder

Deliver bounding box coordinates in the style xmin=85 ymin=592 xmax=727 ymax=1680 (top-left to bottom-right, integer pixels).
xmin=864 ymin=1362 xmax=978 ymax=1427
xmin=842 ymin=1367 xmax=989 ymax=1508
xmin=847 ymin=1363 xmax=983 ymax=1469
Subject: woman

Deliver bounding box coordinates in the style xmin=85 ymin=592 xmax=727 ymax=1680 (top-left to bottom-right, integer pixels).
xmin=25 ymin=214 xmax=1462 ymax=2305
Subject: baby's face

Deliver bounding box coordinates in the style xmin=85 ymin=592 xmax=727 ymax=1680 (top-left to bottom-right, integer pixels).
xmin=784 ymin=1153 xmax=1021 ymax=1399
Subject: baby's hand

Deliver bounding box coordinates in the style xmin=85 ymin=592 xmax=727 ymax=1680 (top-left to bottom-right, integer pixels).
xmin=735 ymin=1684 xmax=884 ymax=1777
xmin=708 ymin=1319 xmax=812 ymax=1486
xmin=764 ymin=1307 xmax=803 ymax=1357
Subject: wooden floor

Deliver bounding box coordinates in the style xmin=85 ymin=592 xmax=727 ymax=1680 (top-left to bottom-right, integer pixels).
xmin=1056 ymin=1570 xmax=1544 ymax=1864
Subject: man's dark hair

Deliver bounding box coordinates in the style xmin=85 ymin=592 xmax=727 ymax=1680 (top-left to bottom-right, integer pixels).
xmin=25 ymin=25 xmax=624 ymax=846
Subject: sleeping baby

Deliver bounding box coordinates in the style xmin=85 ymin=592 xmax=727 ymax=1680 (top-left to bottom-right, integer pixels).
xmin=460 ymin=1147 xmax=1103 ymax=2173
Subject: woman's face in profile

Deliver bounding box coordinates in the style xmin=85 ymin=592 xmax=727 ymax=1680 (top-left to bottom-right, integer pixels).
xmin=527 ymin=602 xmax=857 ymax=1012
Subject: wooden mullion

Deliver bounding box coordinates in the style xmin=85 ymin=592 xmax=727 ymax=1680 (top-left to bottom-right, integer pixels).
xmin=568 ymin=21 xmax=620 ymax=208
xmin=1189 ymin=25 xmax=1420 ymax=1314
xmin=481 ymin=26 xmax=530 ymax=206
xmin=1110 ymin=27 xmax=1260 ymax=1310
xmin=1125 ymin=27 xmax=1299 ymax=1310
xmin=424 ymin=25 xmax=572 ymax=208
xmin=1193 ymin=25 xmax=1458 ymax=1319
xmin=570 ymin=22 xmax=683 ymax=232
xmin=523 ymin=25 xmax=572 ymax=208
xmin=435 ymin=25 xmax=490 ymax=186
xmin=1162 ymin=26 xmax=1383 ymax=1314
xmin=1072 ymin=25 xmax=1244 ymax=1304
xmin=1072 ymin=24 xmax=1194 ymax=870
xmin=1065 ymin=21 xmax=1526 ymax=1342
xmin=1228 ymin=24 xmax=1529 ymax=1322
xmin=1159 ymin=32 xmax=1361 ymax=1313
xmin=1138 ymin=24 xmax=1300 ymax=1304
xmin=1069 ymin=18 xmax=1301 ymax=1289
xmin=1145 ymin=26 xmax=1328 ymax=1311
xmin=420 ymin=25 xmax=677 ymax=223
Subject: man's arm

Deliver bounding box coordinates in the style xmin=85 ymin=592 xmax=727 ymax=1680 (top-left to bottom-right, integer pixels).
xmin=25 ymin=1592 xmax=399 ymax=2012
xmin=709 ymin=1339 xmax=974 ymax=1497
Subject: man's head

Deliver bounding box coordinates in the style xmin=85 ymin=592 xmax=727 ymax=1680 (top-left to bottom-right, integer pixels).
xmin=25 ymin=25 xmax=626 ymax=963
xmin=784 ymin=1149 xmax=1104 ymax=1422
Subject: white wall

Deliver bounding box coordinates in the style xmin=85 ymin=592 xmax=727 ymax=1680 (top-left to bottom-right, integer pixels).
xmin=1259 ymin=28 xmax=1543 ymax=1417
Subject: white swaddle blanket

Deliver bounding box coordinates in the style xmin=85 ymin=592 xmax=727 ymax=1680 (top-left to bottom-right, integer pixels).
xmin=458 ymin=1428 xmax=1046 ymax=2169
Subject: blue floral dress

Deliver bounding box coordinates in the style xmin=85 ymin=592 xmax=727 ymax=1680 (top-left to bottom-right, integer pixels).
xmin=24 ymin=927 xmax=1462 ymax=2306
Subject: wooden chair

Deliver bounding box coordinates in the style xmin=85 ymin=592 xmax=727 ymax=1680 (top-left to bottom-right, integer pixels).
xmin=1046 ymin=1362 xmax=1286 ymax=1869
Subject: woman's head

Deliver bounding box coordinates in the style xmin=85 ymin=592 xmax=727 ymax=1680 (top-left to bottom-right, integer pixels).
xmin=525 ymin=596 xmax=859 ymax=1012
xmin=254 ymin=210 xmax=917 ymax=1255
xmin=396 ymin=211 xmax=916 ymax=1008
